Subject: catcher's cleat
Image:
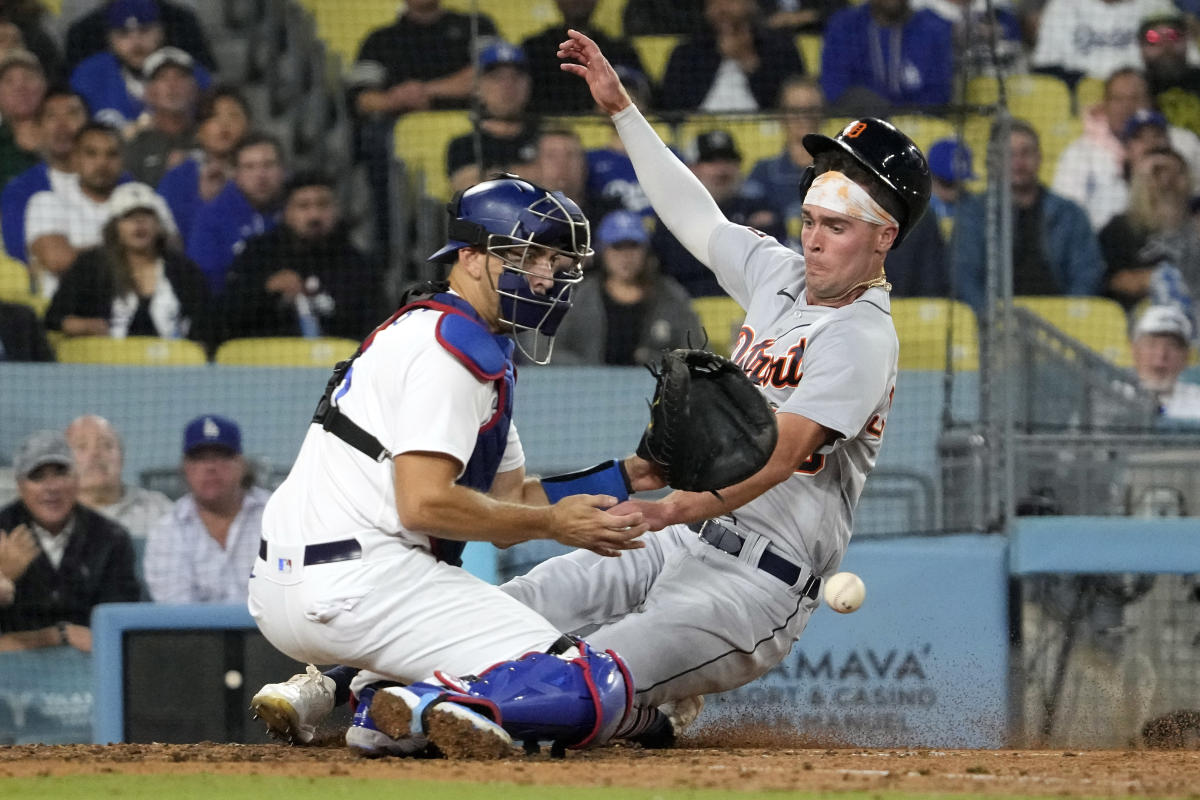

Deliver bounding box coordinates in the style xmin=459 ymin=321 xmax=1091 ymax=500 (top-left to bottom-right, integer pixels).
xmin=368 ymin=686 xmax=513 ymax=760
xmin=250 ymin=664 xmax=335 ymax=744
xmin=346 ymin=685 xmax=429 ymax=757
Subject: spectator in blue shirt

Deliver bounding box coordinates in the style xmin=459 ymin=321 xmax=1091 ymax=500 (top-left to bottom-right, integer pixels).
xmin=69 ymin=0 xmax=210 ymax=130
xmin=1 ymin=87 xmax=88 ymax=263
xmin=186 ymin=132 xmax=285 ymax=295
xmin=585 ymin=66 xmax=657 ymax=220
xmin=156 ymin=86 xmax=251 ymax=244
xmin=820 ymin=0 xmax=954 ymax=113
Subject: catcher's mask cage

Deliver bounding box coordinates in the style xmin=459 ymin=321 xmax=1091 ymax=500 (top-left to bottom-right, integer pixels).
xmin=429 ymin=175 xmax=592 ymax=364
xmin=797 ymin=117 xmax=932 ymax=248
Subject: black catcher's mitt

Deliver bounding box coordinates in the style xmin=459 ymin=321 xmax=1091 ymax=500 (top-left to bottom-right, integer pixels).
xmin=636 ymin=349 xmax=778 ymax=492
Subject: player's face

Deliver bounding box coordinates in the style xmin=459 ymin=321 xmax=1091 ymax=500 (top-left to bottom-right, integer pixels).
xmin=1133 ymin=333 xmax=1189 ymax=391
xmin=18 ymin=463 xmax=79 ymax=533
xmin=75 ymin=131 xmax=123 ymax=195
xmin=183 ymin=447 xmax=247 ymax=507
xmin=800 ymin=205 xmax=892 ymax=305
xmin=66 ymin=418 xmax=122 ymax=493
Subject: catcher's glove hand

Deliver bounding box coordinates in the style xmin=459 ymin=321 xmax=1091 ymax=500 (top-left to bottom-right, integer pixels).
xmin=636 ymin=348 xmax=778 ymax=492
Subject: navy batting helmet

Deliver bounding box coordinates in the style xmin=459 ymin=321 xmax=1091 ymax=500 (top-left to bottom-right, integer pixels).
xmin=798 ymin=118 xmax=931 ymax=248
xmin=429 ymin=175 xmax=592 ymax=364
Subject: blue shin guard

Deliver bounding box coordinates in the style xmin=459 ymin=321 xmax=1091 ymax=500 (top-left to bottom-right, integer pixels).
xmin=415 ymin=640 xmax=633 ymax=749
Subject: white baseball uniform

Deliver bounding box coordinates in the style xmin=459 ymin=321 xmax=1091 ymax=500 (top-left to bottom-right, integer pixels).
xmin=247 ymin=297 xmax=565 ymax=689
xmin=502 ymin=105 xmax=900 ymax=707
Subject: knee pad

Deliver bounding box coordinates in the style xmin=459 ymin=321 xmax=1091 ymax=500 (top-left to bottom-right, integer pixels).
xmin=426 ymin=640 xmax=633 ymax=749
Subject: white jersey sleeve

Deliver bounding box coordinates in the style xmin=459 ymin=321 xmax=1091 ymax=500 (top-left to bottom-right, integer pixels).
xmin=498 ymin=422 xmax=525 ymax=474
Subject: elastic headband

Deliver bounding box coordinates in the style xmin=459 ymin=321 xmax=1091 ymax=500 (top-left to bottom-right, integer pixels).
xmin=804 ymin=171 xmax=899 ymax=228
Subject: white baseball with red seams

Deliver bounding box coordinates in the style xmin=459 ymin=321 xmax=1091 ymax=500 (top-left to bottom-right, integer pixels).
xmin=824 ymin=572 xmax=866 ymax=613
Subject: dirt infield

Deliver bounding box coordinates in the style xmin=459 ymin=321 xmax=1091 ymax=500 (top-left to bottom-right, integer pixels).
xmin=2 ymin=736 xmax=1198 ymax=797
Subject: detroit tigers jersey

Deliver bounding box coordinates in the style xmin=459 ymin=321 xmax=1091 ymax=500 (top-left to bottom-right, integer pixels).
xmin=262 ymin=303 xmax=524 ymax=557
xmin=703 ymin=222 xmax=899 ymax=576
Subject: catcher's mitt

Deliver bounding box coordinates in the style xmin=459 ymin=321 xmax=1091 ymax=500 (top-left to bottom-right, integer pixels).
xmin=636 ymin=349 xmax=778 ymax=492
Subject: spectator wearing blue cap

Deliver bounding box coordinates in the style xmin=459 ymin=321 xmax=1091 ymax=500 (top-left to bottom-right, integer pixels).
xmin=926 ymin=137 xmax=975 ymax=238
xmin=1053 ymin=68 xmax=1200 ymax=232
xmin=584 ymin=65 xmax=660 ymax=220
xmin=142 ymin=414 xmax=269 ymax=604
xmin=69 ymin=0 xmax=212 ymax=131
xmin=0 ymin=429 xmax=140 ymax=653
xmin=520 ymin=0 xmax=646 ymax=113
xmin=64 ymin=0 xmax=214 ymax=73
xmin=548 ymin=210 xmax=701 ymax=365
xmin=446 ymin=41 xmax=539 ymax=193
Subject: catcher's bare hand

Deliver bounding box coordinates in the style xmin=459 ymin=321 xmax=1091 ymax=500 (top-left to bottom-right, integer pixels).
xmin=549 ymin=493 xmax=648 ymax=557
xmin=607 ymin=498 xmax=675 ymax=532
xmin=558 ymin=29 xmax=632 ymax=115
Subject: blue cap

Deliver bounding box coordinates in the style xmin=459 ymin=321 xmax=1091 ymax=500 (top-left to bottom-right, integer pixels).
xmin=108 ymin=0 xmax=160 ymax=30
xmin=927 ymin=138 xmax=975 ymax=182
xmin=1122 ymin=109 xmax=1168 ymax=141
xmin=478 ymin=40 xmax=527 ymax=72
xmin=183 ymin=414 xmax=242 ymax=456
xmin=595 ymin=210 xmax=650 ymax=250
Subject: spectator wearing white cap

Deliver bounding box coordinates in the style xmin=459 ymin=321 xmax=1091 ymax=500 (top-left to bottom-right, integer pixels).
xmin=44 ymin=181 xmax=208 ymax=345
xmin=123 ymin=46 xmax=199 ymax=185
xmin=1131 ymin=303 xmax=1200 ymax=419
xmin=547 ymin=209 xmax=701 ymax=365
xmin=143 ymin=415 xmax=268 ymax=603
xmin=0 ymin=429 xmax=140 ymax=652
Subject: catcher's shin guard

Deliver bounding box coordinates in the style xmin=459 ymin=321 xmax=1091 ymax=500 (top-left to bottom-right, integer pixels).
xmin=423 ymin=640 xmax=634 ymax=750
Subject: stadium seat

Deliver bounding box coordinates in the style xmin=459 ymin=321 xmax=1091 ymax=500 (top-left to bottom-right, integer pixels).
xmin=445 ymin=0 xmax=561 ymax=44
xmin=631 ymin=35 xmax=679 ymax=84
xmin=0 ymin=254 xmax=47 ymax=315
xmin=795 ymin=34 xmax=822 ymax=77
xmin=1014 ymin=296 xmax=1133 ymax=367
xmin=691 ymin=296 xmax=746 ymax=356
xmin=890 ymin=298 xmax=980 ymax=371
xmin=298 ymin=0 xmax=399 ymax=67
xmin=965 ymin=75 xmax=1079 ymax=179
xmin=1074 ymin=76 xmax=1104 ymax=115
xmin=54 ymin=336 xmax=208 ymax=366
xmin=544 ymin=114 xmax=675 ymax=152
xmin=676 ymin=115 xmax=785 ymax=170
xmin=214 ymin=337 xmax=359 ymax=367
xmin=393 ymin=110 xmax=474 ymax=202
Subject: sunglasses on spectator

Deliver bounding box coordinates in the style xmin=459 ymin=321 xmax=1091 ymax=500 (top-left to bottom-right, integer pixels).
xmin=1144 ymin=28 xmax=1184 ymax=45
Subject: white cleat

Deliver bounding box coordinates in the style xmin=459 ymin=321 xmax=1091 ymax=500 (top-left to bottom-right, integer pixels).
xmin=662 ymin=695 xmax=705 ymax=734
xmin=250 ymin=664 xmax=336 ymax=744
xmin=367 ymin=686 xmax=513 ymax=760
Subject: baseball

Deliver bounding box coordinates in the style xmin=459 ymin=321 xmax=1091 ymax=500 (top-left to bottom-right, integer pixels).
xmin=824 ymin=572 xmax=865 ymax=613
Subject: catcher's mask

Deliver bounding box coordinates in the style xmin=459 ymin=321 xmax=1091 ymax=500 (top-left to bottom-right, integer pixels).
xmin=797 ymin=117 xmax=931 ymax=248
xmin=429 ymin=175 xmax=591 ymax=364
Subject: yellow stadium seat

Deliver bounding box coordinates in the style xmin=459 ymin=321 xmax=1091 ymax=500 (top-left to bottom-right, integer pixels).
xmin=543 ymin=115 xmax=674 ymax=151
xmin=1074 ymin=76 xmax=1104 ymax=115
xmin=214 ymin=337 xmax=359 ymax=367
xmin=676 ymin=115 xmax=785 ymax=171
xmin=691 ymin=296 xmax=746 ymax=356
xmin=54 ymin=336 xmax=208 ymax=365
xmin=631 ymin=35 xmax=679 ymax=84
xmin=445 ymin=0 xmax=561 ymax=44
xmin=1014 ymin=296 xmax=1133 ymax=366
xmin=959 ymin=111 xmax=1079 ymax=188
xmin=891 ymin=298 xmax=980 ymax=371
xmin=796 ymin=34 xmax=822 ymax=77
xmin=394 ymin=110 xmax=474 ymax=201
xmin=591 ymin=0 xmax=626 ymax=39
xmin=0 ymin=254 xmax=47 ymax=316
xmin=965 ymin=74 xmax=1074 ymax=137
xmin=298 ymin=0 xmax=400 ymax=66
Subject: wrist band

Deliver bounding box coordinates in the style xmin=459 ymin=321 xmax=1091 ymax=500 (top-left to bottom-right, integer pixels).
xmin=542 ymin=459 xmax=632 ymax=505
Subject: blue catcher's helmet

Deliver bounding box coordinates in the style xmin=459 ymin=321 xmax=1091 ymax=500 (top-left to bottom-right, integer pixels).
xmin=429 ymin=175 xmax=591 ymax=364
